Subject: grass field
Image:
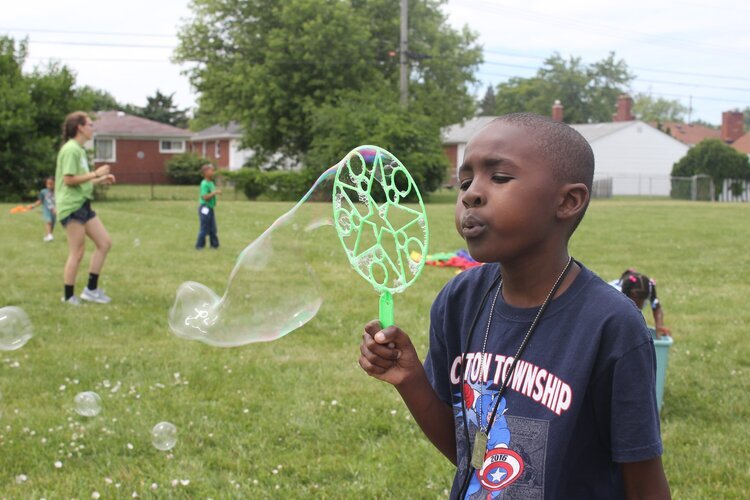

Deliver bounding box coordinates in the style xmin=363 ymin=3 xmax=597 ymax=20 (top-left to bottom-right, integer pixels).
xmin=1 ymin=194 xmax=748 ymax=498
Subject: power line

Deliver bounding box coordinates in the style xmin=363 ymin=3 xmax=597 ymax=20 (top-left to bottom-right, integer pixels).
xmin=460 ymin=0 xmax=750 ymax=60
xmin=27 ymin=56 xmax=175 ymax=64
xmin=481 ymin=60 xmax=750 ymax=93
xmin=483 ymin=48 xmax=750 ymax=83
xmin=27 ymin=40 xmax=175 ymax=49
xmin=476 ymin=70 xmax=748 ymax=105
xmin=0 ymin=27 xmax=175 ymax=38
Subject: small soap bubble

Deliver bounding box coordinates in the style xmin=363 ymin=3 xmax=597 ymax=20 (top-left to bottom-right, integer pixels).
xmin=0 ymin=306 xmax=33 ymax=351
xmin=74 ymin=392 xmax=102 ymax=417
xmin=151 ymin=421 xmax=177 ymax=451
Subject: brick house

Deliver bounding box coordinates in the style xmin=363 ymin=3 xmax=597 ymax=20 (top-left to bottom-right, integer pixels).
xmin=91 ymin=111 xmax=192 ymax=184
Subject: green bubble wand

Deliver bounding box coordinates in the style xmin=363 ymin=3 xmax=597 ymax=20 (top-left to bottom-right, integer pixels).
xmin=332 ymin=145 xmax=429 ymax=327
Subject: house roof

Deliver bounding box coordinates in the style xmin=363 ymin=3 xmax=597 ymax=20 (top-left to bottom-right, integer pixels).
xmin=192 ymin=121 xmax=243 ymax=141
xmin=442 ymin=116 xmax=496 ymax=144
xmin=93 ymin=111 xmax=191 ymax=138
xmin=652 ymin=121 xmax=720 ymax=146
xmin=569 ymin=121 xmax=637 ymax=143
xmin=442 ymin=116 xmax=639 ymax=145
xmin=731 ymin=132 xmax=750 ymax=154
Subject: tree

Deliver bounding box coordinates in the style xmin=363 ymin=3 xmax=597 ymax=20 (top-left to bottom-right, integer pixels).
xmin=0 ymin=37 xmax=83 ymax=200
xmin=74 ymin=85 xmax=122 ymax=111
xmin=137 ymin=90 xmax=189 ymax=128
xmin=690 ymin=118 xmax=718 ymax=129
xmin=175 ymin=0 xmax=481 ymax=169
xmin=495 ymin=52 xmax=634 ymax=124
xmin=306 ymin=88 xmax=448 ymax=198
xmin=477 ymin=85 xmax=496 ymax=116
xmin=672 ymin=138 xmax=750 ymax=198
xmin=633 ymin=93 xmax=687 ymax=122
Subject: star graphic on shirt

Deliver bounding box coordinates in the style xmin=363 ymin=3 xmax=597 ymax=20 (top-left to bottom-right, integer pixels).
xmin=490 ymin=469 xmax=507 ymax=483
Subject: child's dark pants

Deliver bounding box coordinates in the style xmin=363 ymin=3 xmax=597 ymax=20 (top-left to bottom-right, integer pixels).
xmin=196 ymin=205 xmax=219 ymax=249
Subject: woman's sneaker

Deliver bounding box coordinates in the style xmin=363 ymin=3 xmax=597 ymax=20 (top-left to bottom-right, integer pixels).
xmin=61 ymin=296 xmax=82 ymax=306
xmin=80 ymin=287 xmax=112 ymax=304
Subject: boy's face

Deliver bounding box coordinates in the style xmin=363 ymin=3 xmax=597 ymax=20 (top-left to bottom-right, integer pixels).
xmin=204 ymin=167 xmax=215 ymax=179
xmin=455 ymin=122 xmax=561 ymax=263
xmin=46 ymin=179 xmax=54 ymax=189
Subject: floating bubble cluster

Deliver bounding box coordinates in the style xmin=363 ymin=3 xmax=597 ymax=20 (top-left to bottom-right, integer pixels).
xmin=0 ymin=306 xmax=33 ymax=351
xmin=151 ymin=421 xmax=177 ymax=451
xmin=74 ymin=391 xmax=102 ymax=417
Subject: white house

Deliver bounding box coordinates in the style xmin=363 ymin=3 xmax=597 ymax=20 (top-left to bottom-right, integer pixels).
xmin=442 ymin=96 xmax=690 ymax=196
xmin=189 ymin=122 xmax=253 ymax=171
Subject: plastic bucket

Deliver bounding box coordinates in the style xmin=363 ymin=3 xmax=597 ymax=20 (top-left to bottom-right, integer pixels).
xmin=650 ymin=330 xmax=673 ymax=412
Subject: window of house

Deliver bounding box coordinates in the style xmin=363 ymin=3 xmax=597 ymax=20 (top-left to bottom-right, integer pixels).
xmin=215 ymin=140 xmax=221 ymax=158
xmin=94 ymin=138 xmax=116 ymax=162
xmin=159 ymin=140 xmax=185 ymax=153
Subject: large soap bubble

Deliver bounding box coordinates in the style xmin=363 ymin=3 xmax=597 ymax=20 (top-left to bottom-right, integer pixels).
xmin=74 ymin=391 xmax=102 ymax=417
xmin=168 ymin=168 xmax=337 ymax=347
xmin=0 ymin=306 xmax=33 ymax=351
xmin=151 ymin=421 xmax=177 ymax=451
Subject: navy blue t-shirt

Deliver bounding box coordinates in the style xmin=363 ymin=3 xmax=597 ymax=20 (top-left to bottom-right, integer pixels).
xmin=424 ymin=262 xmax=663 ymax=499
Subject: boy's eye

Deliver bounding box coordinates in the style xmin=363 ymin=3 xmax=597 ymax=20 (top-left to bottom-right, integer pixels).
xmin=492 ymin=175 xmax=512 ymax=184
xmin=458 ymin=179 xmax=472 ymax=191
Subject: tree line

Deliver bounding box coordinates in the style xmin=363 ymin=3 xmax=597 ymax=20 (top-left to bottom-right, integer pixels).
xmin=3 ymin=0 xmax=748 ymax=201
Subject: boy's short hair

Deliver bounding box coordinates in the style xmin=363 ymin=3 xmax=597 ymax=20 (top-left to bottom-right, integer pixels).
xmin=201 ymin=164 xmax=214 ymax=174
xmin=490 ymin=113 xmax=595 ymax=232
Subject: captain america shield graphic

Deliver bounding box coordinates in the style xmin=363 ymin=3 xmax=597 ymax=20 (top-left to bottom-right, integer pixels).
xmin=479 ymin=448 xmax=525 ymax=491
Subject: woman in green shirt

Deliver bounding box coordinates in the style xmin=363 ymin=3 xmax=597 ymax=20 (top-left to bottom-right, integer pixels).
xmin=56 ymin=111 xmax=116 ymax=305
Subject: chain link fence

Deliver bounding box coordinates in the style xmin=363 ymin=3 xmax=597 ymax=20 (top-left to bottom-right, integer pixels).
xmin=93 ymin=172 xmax=244 ymax=201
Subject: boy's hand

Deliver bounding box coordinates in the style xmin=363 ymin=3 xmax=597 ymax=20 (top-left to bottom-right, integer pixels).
xmin=359 ymin=320 xmax=421 ymax=387
xmin=215 ymin=189 xmax=222 ymax=195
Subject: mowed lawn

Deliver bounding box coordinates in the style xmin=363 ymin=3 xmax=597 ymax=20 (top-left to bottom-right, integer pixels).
xmin=0 ymin=194 xmax=748 ymax=498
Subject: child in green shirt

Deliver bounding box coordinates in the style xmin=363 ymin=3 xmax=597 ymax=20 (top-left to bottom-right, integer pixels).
xmin=195 ymin=164 xmax=221 ymax=249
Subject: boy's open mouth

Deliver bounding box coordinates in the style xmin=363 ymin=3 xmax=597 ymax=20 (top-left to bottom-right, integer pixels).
xmin=461 ymin=214 xmax=485 ymax=238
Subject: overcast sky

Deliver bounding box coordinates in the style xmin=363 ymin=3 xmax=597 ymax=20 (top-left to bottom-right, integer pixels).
xmin=5 ymin=0 xmax=749 ymax=125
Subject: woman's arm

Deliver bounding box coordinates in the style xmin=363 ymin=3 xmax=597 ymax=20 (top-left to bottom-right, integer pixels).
xmin=63 ymin=165 xmax=111 ymax=187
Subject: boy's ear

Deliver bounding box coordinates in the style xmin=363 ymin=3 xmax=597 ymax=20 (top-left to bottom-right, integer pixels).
xmin=556 ymin=183 xmax=589 ymax=222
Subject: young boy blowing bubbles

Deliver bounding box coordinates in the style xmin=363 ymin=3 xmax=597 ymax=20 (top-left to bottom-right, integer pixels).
xmin=359 ymin=114 xmax=670 ymax=499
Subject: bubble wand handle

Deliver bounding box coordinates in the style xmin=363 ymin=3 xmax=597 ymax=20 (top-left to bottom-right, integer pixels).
xmin=379 ymin=290 xmax=394 ymax=328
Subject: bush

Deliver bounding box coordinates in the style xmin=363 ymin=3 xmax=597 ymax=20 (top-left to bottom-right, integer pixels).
xmin=225 ymin=168 xmax=310 ymax=201
xmin=166 ymin=152 xmax=211 ymax=185
xmin=224 ymin=169 xmax=266 ymax=200
xmin=671 ymin=138 xmax=750 ymax=199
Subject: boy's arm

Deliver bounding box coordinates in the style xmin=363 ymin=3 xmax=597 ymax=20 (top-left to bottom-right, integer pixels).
xmin=201 ymin=189 xmax=222 ymax=201
xmin=620 ymin=457 xmax=671 ymax=499
xmin=359 ymin=321 xmax=457 ymax=464
xmin=201 ymin=183 xmax=222 ymax=201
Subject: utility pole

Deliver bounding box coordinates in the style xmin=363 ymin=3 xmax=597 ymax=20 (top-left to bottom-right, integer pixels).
xmin=399 ymin=0 xmax=408 ymax=107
